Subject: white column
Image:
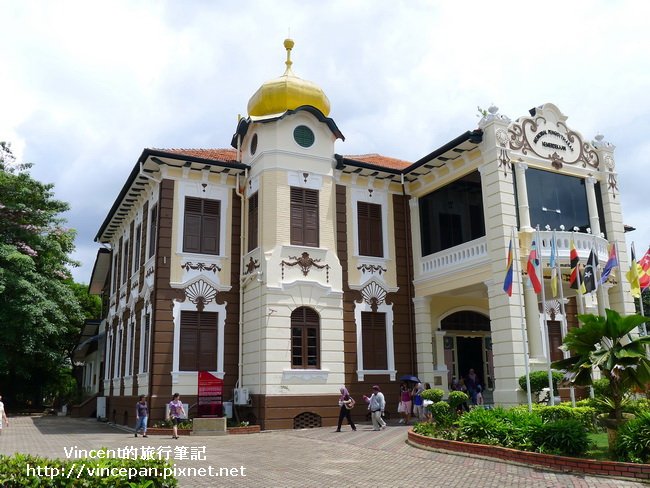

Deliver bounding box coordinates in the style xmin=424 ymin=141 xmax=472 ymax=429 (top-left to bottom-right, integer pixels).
xmin=514 ymin=163 xmax=533 ymax=231
xmin=585 ymin=176 xmax=601 ymax=236
xmin=413 ymin=296 xmax=436 ymax=383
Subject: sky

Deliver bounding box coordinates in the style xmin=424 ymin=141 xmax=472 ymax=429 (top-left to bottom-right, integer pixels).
xmin=1 ymin=0 xmax=648 ymax=283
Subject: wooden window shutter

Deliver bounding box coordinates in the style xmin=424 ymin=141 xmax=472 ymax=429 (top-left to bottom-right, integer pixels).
xmin=290 ymin=307 xmax=320 ymax=369
xmin=198 ymin=313 xmax=218 ymax=371
xmin=143 ymin=314 xmax=150 ymax=373
xmin=290 ymin=187 xmax=319 ymax=247
xmin=358 ymin=202 xmax=383 ymax=257
xmin=183 ymin=197 xmax=220 ymax=255
xmin=361 ymin=312 xmax=387 ymax=370
xmin=148 ymin=205 xmax=158 ymax=258
xmin=179 ymin=310 xmax=218 ymax=371
xmin=201 ymin=199 xmax=220 ymax=255
xmin=248 ymin=192 xmax=258 ymax=252
xmin=179 ymin=311 xmax=199 ymax=371
xmin=547 ymin=321 xmax=563 ymax=363
xmin=133 ymin=224 xmax=141 ymax=271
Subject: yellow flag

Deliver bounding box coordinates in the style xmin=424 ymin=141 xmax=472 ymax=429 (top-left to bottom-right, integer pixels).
xmin=627 ymin=246 xmax=641 ymax=298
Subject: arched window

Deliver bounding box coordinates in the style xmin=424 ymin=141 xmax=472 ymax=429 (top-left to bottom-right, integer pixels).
xmin=291 ymin=307 xmax=320 ymax=369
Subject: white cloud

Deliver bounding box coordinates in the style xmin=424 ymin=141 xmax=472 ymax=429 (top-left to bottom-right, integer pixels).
xmin=1 ymin=0 xmax=648 ymax=282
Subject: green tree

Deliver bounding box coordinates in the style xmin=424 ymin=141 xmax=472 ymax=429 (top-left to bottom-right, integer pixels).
xmin=551 ymin=309 xmax=650 ymax=422
xmin=0 ymin=142 xmax=85 ymax=408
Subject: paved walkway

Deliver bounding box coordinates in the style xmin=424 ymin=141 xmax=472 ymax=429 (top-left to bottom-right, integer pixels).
xmin=0 ymin=416 xmax=643 ymax=487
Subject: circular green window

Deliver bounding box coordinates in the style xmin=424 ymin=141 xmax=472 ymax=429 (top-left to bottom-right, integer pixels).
xmin=293 ymin=125 xmax=315 ymax=148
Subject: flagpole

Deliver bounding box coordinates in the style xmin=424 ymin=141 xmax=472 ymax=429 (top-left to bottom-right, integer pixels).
xmin=554 ymin=230 xmax=575 ymax=407
xmin=631 ymin=242 xmax=647 ymax=336
xmin=537 ymin=226 xmax=555 ymax=405
xmin=573 ymin=231 xmax=585 ymax=315
xmin=514 ymin=226 xmax=533 ymax=412
xmin=613 ymin=241 xmax=628 ymax=318
xmin=592 ymin=235 xmax=606 ymax=316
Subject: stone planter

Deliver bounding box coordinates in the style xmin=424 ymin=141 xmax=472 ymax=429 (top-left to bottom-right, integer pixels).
xmin=227 ymin=425 xmax=261 ymax=435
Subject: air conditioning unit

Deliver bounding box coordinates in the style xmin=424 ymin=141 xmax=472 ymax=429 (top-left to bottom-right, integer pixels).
xmin=233 ymin=388 xmax=250 ymax=405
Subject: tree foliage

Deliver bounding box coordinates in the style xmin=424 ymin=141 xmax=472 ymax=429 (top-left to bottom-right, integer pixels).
xmin=0 ymin=142 xmax=86 ymax=407
xmin=551 ymin=309 xmax=650 ymax=421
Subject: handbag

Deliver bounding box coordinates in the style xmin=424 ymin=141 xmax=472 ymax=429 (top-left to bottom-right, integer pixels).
xmin=345 ymin=398 xmax=356 ymax=410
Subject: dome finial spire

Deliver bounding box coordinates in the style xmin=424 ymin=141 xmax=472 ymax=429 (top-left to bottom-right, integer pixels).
xmin=283 ymin=38 xmax=295 ymax=74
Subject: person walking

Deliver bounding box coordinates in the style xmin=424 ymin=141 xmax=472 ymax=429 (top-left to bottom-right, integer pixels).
xmin=412 ymin=383 xmax=424 ymax=421
xmin=167 ymin=393 xmax=186 ymax=439
xmin=134 ymin=395 xmax=149 ymax=437
xmin=398 ymin=382 xmax=412 ymax=424
xmin=336 ymin=387 xmax=356 ymax=432
xmin=0 ymin=395 xmax=8 ymax=435
xmin=363 ymin=385 xmax=386 ymax=431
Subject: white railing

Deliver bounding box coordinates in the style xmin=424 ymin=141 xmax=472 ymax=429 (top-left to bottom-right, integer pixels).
xmin=536 ymin=230 xmax=609 ymax=263
xmin=419 ymin=237 xmax=489 ymax=276
xmin=417 ymin=231 xmax=610 ymax=281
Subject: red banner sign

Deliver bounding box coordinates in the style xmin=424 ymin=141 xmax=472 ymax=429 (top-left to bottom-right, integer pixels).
xmin=198 ymin=371 xmax=223 ymax=417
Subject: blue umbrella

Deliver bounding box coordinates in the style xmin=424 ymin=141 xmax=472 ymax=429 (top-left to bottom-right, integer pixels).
xmin=399 ymin=375 xmax=420 ymax=383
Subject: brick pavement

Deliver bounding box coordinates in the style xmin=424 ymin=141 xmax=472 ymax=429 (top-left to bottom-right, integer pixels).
xmin=0 ymin=416 xmax=644 ymax=488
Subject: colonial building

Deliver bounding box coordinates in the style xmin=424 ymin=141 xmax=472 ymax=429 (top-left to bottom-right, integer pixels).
xmin=77 ymin=39 xmax=635 ymax=429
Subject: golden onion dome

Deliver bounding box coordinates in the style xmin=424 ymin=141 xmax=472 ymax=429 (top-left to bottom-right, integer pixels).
xmin=247 ymin=39 xmax=331 ymax=117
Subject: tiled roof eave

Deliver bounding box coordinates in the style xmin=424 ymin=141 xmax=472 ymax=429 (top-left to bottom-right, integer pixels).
xmin=95 ymin=148 xmax=249 ymax=243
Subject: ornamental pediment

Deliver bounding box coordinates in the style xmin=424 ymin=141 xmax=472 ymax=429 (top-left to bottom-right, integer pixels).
xmin=507 ymin=103 xmax=599 ymax=170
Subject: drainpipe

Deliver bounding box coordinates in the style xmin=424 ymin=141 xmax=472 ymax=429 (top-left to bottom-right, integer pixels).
xmin=401 ymin=173 xmax=416 ymax=375
xmin=235 ymin=169 xmax=248 ymax=390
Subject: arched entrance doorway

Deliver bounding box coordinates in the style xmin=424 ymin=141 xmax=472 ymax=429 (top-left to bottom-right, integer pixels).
xmin=441 ymin=311 xmax=494 ymax=400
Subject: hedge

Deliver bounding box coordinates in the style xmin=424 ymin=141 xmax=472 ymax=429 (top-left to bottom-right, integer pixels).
xmin=0 ymin=452 xmax=178 ymax=487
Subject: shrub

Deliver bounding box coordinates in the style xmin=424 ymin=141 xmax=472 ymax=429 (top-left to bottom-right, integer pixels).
xmin=447 ymin=391 xmax=469 ymax=411
xmin=457 ymin=407 xmax=542 ymax=450
xmin=537 ymin=405 xmax=597 ymax=431
xmin=456 ymin=407 xmax=504 ymax=445
xmin=531 ymin=419 xmax=589 ymax=456
xmin=421 ymin=388 xmax=444 ymax=403
xmin=412 ymin=421 xmax=438 ymax=437
xmin=0 ymin=452 xmax=177 ymax=487
xmin=628 ymin=398 xmax=650 ymax=416
xmin=615 ymin=411 xmax=650 ymax=464
xmin=592 ymin=378 xmax=610 ymax=397
xmin=429 ymin=401 xmax=453 ymax=428
xmin=519 ymin=370 xmax=564 ymax=397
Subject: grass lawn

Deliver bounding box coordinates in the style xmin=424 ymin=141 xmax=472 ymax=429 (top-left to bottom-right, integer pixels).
xmin=584 ymin=432 xmax=610 ymax=460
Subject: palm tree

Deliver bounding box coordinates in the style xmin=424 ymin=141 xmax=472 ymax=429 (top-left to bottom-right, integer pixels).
xmin=551 ymin=309 xmax=650 ymax=422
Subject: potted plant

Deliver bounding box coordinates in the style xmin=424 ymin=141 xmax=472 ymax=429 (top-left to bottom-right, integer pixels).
xmin=551 ymin=309 xmax=650 ymax=450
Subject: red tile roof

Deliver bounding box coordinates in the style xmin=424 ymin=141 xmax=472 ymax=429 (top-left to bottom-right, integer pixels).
xmin=343 ymin=153 xmax=412 ymax=170
xmin=153 ymin=148 xmax=238 ymax=162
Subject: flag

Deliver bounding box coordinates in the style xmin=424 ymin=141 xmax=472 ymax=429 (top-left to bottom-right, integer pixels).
xmin=503 ymin=238 xmax=514 ymax=297
xmin=527 ymin=239 xmax=542 ymax=294
xmin=599 ymin=243 xmax=618 ymax=285
xmin=639 ymin=248 xmax=650 ymax=290
xmin=627 ymin=246 xmax=641 ymax=298
xmin=569 ymin=240 xmax=585 ymax=293
xmin=583 ymin=248 xmax=598 ymax=293
xmin=549 ymin=235 xmax=558 ymax=297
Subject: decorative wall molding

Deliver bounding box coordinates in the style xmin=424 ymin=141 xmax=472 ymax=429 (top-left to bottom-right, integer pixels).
xmin=357 ymin=263 xmax=387 ymax=275
xmin=184 ymin=279 xmax=218 ymax=311
xmin=243 ymin=257 xmax=260 ymax=275
xmin=281 ymin=252 xmax=330 ymax=282
xmin=360 ymin=281 xmax=388 ymax=311
xmin=507 ymin=103 xmax=599 ymax=170
xmin=181 ymin=261 xmax=221 ymax=274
